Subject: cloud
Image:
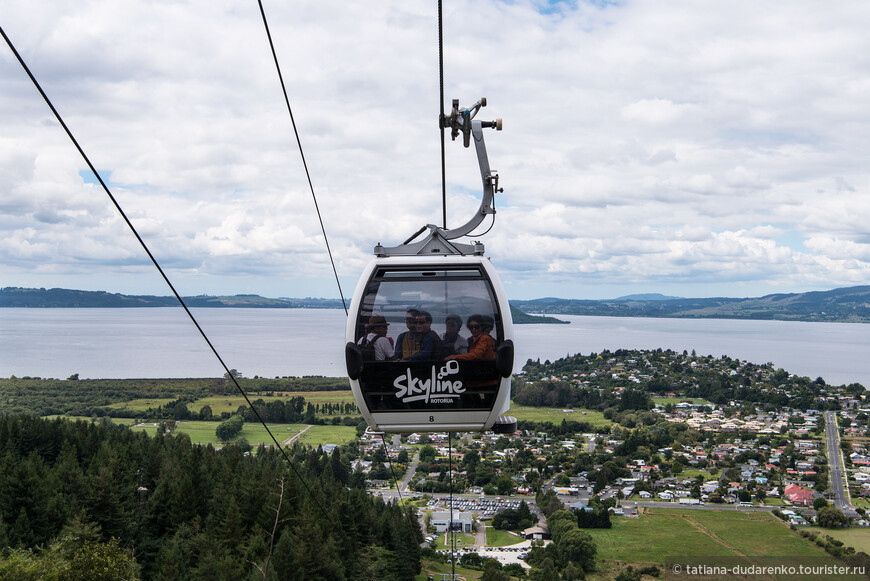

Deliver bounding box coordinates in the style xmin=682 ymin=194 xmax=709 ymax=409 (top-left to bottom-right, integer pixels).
xmin=621 ymin=99 xmax=691 ymax=125
xmin=2 ymin=0 xmax=870 ymax=299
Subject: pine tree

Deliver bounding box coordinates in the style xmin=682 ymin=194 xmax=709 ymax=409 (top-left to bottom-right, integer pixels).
xmin=271 ymin=529 xmax=303 ymax=581
xmin=218 ymin=496 xmax=245 ymax=556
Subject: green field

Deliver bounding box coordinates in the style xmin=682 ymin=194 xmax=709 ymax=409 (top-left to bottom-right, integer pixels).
xmin=105 ymin=398 xmax=177 ymax=411
xmin=130 ymin=420 xmax=302 ymax=445
xmin=586 ymin=508 xmax=831 ymax=566
xmin=128 ymin=421 xmax=355 ymax=447
xmin=651 ymin=397 xmax=711 ymax=406
xmin=484 ymin=525 xmax=524 ymax=547
xmin=679 ymin=469 xmax=714 ymax=480
xmin=806 ymin=526 xmax=870 ymax=554
xmin=763 ymin=497 xmax=787 ymax=506
xmin=191 ymin=390 xmax=358 ymax=415
xmin=46 ymin=416 xmax=140 ymax=427
xmin=507 ymin=404 xmax=610 ymax=427
xmin=289 ymin=424 xmax=359 ymax=446
xmin=432 ymin=532 xmax=476 ymax=551
xmin=105 ymin=387 xmax=613 ymax=430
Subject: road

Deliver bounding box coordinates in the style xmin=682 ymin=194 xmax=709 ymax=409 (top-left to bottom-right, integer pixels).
xmin=824 ymin=411 xmax=857 ymax=515
xmin=281 ymin=425 xmax=311 ymax=445
xmin=398 ymin=452 xmax=420 ymax=492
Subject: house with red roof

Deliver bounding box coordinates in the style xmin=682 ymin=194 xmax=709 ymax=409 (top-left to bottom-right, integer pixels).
xmin=784 ymin=483 xmax=814 ymax=506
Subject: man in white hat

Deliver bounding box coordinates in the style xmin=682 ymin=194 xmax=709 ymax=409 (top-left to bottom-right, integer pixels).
xmin=358 ymin=315 xmax=395 ymax=361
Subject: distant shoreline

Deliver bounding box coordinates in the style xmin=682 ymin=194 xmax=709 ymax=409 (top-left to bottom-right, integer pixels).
xmin=0 ymin=287 xmax=570 ymax=325
xmin=4 ymin=285 xmax=870 ymax=323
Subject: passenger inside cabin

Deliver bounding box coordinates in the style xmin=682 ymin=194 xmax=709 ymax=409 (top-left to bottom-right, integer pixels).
xmin=441 ymin=313 xmax=469 ymax=357
xmin=357 ymin=315 xmax=395 ymax=361
xmin=394 ymin=308 xmax=421 ymax=359
xmin=445 ymin=314 xmax=496 ymax=361
xmin=402 ymin=310 xmax=443 ymax=361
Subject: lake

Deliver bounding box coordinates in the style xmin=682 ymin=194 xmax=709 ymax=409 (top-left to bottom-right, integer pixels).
xmin=2 ymin=308 xmax=869 ymax=387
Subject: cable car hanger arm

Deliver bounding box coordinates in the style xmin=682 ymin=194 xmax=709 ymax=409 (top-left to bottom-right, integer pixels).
xmin=375 ymin=97 xmax=502 ymax=258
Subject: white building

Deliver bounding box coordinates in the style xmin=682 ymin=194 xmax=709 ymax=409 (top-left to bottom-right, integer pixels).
xmin=431 ymin=511 xmax=474 ymax=533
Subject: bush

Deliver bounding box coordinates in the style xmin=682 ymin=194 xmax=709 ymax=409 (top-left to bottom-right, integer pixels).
xmin=215 ymin=414 xmax=244 ymax=441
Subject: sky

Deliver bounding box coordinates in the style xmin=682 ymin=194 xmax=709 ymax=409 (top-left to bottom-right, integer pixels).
xmin=3 ymin=0 xmax=870 ymax=301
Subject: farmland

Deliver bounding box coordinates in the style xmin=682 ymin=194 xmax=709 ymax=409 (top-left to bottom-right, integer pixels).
xmin=128 ymin=420 xmax=356 ymax=447
xmin=584 ymin=508 xmax=836 ymax=579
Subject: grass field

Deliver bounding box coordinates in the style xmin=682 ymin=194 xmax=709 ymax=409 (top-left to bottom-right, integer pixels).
xmin=130 ymin=420 xmax=304 ymax=445
xmin=105 ymin=398 xmax=177 ymax=411
xmin=484 ymin=526 xmax=524 ymax=547
xmin=806 ymin=526 xmax=870 ymax=554
xmin=586 ymin=508 xmax=831 ymax=566
xmin=104 ymin=388 xmax=613 ymax=430
xmin=679 ymin=468 xmax=714 ymax=480
xmin=432 ymin=532 xmax=476 ymax=551
xmin=651 ymin=396 xmax=711 ymax=406
xmin=128 ymin=421 xmax=355 ymax=447
xmin=191 ymin=390 xmax=358 ymax=415
xmin=508 ymin=404 xmax=611 ymax=427
xmin=763 ymin=497 xmax=787 ymax=506
xmin=289 ymin=424 xmax=358 ymax=446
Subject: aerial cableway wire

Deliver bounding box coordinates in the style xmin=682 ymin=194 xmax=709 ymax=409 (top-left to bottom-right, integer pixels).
xmin=439 ymin=0 xmax=448 ymax=229
xmin=1 ymin=22 xmax=360 ymax=568
xmin=256 ymin=0 xmax=421 ymax=548
xmin=256 ymin=0 xmax=348 ymax=315
xmin=256 ymin=0 xmax=423 ymax=551
xmin=437 ymin=4 xmax=459 ymax=578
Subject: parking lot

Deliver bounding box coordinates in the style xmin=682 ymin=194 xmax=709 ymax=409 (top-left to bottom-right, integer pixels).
xmin=424 ymin=497 xmax=539 ymax=569
xmin=426 ymin=496 xmax=524 ymax=518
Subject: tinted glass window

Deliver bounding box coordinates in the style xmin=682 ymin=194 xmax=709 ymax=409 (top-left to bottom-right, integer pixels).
xmin=354 ymin=266 xmax=503 ymax=344
xmin=354 ymin=265 xmax=504 ymax=413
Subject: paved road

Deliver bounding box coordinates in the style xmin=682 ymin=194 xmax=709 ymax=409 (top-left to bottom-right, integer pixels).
xmin=399 ymin=452 xmax=420 ymax=492
xmin=824 ymin=411 xmax=857 ymax=515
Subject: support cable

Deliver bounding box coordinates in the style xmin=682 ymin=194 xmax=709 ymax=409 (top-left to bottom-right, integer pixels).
xmin=257 ymin=0 xmax=348 ymax=315
xmin=448 ymin=430 xmax=456 ymax=579
xmin=439 ymin=7 xmax=459 ymax=577
xmin=1 ymin=19 xmax=348 ymax=557
xmin=438 ymin=0 xmax=448 ymax=230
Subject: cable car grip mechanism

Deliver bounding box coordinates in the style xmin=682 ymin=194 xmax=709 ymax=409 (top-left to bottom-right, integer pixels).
xmin=375 ymin=97 xmax=502 ymax=258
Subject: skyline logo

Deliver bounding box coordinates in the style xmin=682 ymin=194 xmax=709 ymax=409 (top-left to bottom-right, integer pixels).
xmin=393 ymin=360 xmax=466 ymax=404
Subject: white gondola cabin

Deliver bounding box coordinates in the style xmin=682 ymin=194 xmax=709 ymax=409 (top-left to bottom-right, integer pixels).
xmin=345 ymin=254 xmax=514 ymax=432
xmin=344 ymin=97 xmax=516 ymax=433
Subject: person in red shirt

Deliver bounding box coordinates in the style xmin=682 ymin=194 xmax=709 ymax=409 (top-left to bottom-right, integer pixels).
xmin=446 ymin=314 xmax=496 ymax=360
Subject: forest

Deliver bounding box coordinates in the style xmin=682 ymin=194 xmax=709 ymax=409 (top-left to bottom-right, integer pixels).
xmin=0 ymin=415 xmax=421 ymax=580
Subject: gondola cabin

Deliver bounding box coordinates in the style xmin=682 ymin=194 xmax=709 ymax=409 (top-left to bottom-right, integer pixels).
xmin=345 ymin=254 xmax=514 ymax=433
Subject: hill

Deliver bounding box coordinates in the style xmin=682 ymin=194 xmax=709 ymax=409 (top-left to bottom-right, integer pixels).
xmin=512 ymin=285 xmax=870 ymax=323
xmin=6 ymin=285 xmax=869 ymax=323
xmin=0 ymin=286 xmax=569 ymax=324
xmin=0 ymin=287 xmax=344 ymax=309
xmin=612 ymin=293 xmax=682 ymax=301
xmin=509 ymin=304 xmax=569 ymax=324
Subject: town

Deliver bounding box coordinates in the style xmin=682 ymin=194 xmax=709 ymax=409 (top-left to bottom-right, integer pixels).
xmin=352 ymin=348 xmax=870 ymax=576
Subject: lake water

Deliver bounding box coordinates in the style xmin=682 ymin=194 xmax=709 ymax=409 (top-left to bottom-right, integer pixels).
xmin=2 ymin=308 xmax=869 ymax=387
